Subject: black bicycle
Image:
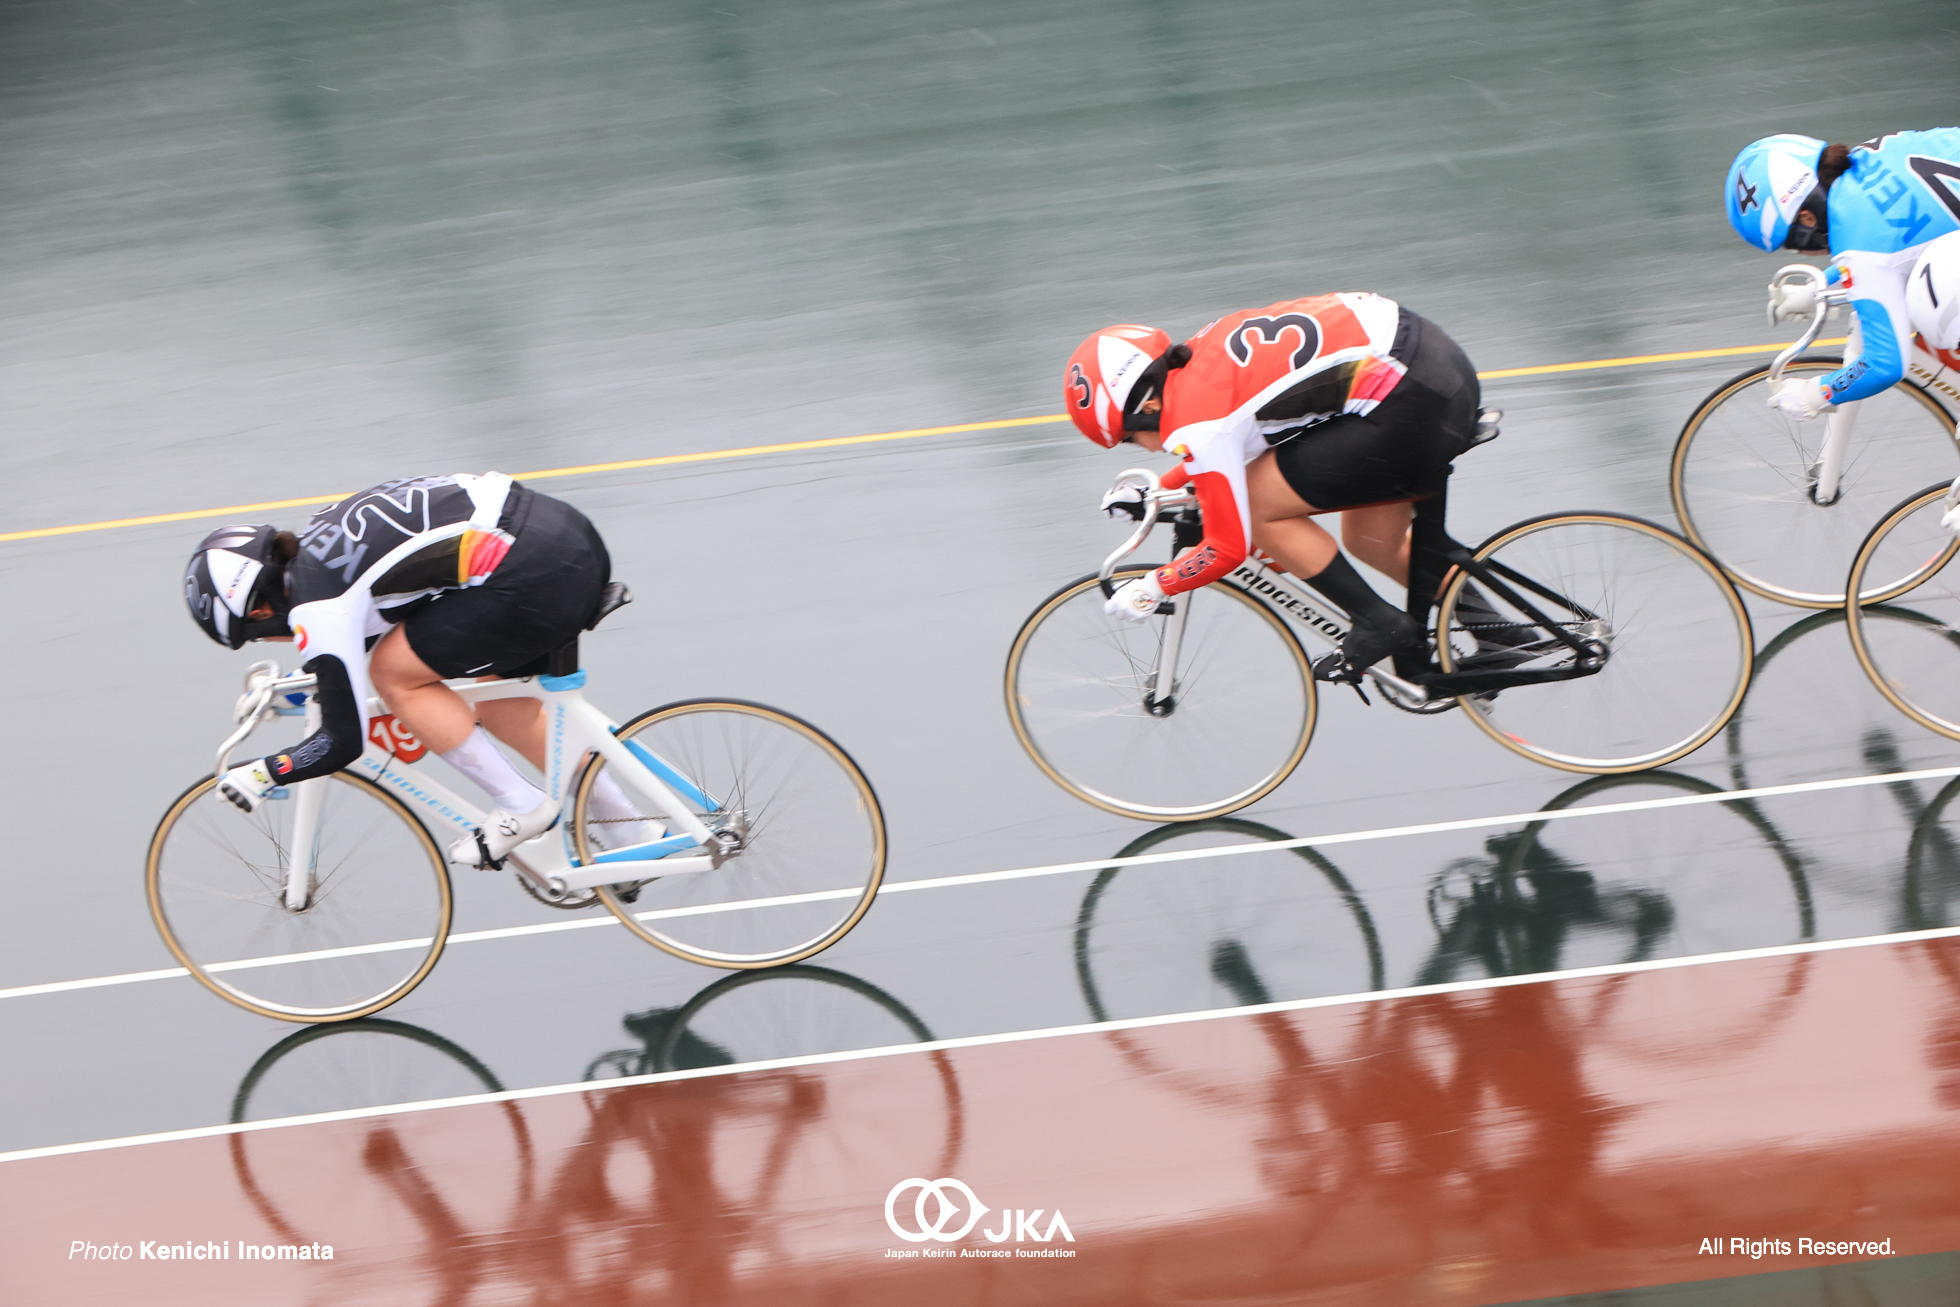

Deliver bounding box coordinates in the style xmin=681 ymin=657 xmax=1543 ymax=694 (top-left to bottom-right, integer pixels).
xmin=1006 ymin=471 xmax=1753 ymax=820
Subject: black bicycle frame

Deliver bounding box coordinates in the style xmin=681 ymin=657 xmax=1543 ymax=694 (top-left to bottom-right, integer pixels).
xmin=1411 ymin=540 xmax=1607 ymax=696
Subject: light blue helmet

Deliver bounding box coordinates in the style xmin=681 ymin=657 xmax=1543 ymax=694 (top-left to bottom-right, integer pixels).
xmin=1725 ymin=135 xmax=1826 ymax=251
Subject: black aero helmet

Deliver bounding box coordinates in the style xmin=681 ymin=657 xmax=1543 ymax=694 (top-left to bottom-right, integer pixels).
xmin=183 ymin=524 xmax=290 ymax=649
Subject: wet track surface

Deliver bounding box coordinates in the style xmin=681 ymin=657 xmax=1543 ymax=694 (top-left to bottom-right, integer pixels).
xmin=6 ymin=1 xmax=1960 ymax=1268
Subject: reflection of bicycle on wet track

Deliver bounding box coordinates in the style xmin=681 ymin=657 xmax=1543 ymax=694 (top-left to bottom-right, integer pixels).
xmin=1721 ymin=605 xmax=1956 ymax=796
xmin=1077 ymin=866 xmax=1628 ymax=1282
xmin=147 ymin=641 xmax=886 ymax=1022
xmin=1007 ymin=476 xmax=1752 ymax=820
xmin=530 ymin=966 xmax=965 ymax=1299
xmin=1073 ymin=818 xmax=1383 ymax=1029
xmin=1423 ymin=771 xmax=1815 ymax=987
xmin=1421 ymin=772 xmax=1815 ymax=1074
xmin=228 ymin=1018 xmax=536 ymax=1306
xmin=584 ymin=963 xmax=968 ymax=1168
xmin=1895 ymin=767 xmax=1960 ymax=932
xmin=1071 ymin=801 xmax=1818 ymax=1289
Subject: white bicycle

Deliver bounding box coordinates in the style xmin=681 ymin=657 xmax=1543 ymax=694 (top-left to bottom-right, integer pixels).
xmin=146 ymin=605 xmax=886 ymax=1022
xmin=1670 ymin=262 xmax=1960 ymax=608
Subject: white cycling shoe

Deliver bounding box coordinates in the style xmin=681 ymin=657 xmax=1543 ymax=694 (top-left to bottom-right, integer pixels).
xmin=450 ymin=798 xmax=562 ymax=869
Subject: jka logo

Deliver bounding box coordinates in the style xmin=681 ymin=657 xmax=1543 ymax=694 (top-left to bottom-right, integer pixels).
xmin=368 ymin=714 xmax=427 ymax=763
xmin=884 ymin=1177 xmax=1074 ymax=1245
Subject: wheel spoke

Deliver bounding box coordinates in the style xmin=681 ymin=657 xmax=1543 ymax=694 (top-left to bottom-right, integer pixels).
xmin=1848 ymin=485 xmax=1960 ymax=739
xmin=1673 ymin=362 xmax=1958 ymax=606
xmin=1006 ymin=569 xmax=1316 ymax=819
xmin=148 ymin=774 xmax=451 ymax=1021
xmin=1443 ymin=515 xmax=1752 ymax=773
xmin=580 ymin=702 xmax=885 ymax=968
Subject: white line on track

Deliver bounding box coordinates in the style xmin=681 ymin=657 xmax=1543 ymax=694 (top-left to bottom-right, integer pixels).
xmin=6 ymin=919 xmax=1959 ymax=1165
xmin=7 ymin=764 xmax=1956 ymax=1004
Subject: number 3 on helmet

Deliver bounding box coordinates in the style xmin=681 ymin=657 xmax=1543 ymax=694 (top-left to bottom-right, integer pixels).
xmin=1064 ymin=324 xmax=1172 ymax=448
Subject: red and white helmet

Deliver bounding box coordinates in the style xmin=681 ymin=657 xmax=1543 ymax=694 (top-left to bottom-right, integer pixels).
xmin=1063 ymin=323 xmax=1172 ymax=447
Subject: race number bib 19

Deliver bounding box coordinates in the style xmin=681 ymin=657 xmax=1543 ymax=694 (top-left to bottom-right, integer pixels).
xmin=368 ymin=714 xmax=428 ymax=763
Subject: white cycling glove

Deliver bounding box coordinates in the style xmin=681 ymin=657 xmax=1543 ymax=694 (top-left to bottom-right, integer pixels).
xmin=1765 ymin=280 xmax=1818 ymax=325
xmin=217 ymin=760 xmax=278 ymax=813
xmin=1767 ymin=376 xmax=1832 ymax=422
xmin=1099 ymin=484 xmax=1146 ymax=521
xmin=1105 ymin=572 xmax=1169 ymax=624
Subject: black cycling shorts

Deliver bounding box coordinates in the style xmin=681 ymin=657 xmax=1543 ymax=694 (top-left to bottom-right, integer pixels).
xmin=401 ymin=490 xmax=611 ymax=679
xmin=1271 ymin=313 xmax=1481 ymax=510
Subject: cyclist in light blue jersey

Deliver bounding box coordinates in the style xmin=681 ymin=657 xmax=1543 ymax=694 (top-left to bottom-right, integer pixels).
xmin=1725 ymin=130 xmax=1960 ymax=420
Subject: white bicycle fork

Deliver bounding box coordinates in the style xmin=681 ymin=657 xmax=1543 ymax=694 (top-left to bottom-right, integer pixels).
xmin=1150 ymin=590 xmax=1190 ymax=705
xmin=1811 ymin=316 xmax=1865 ymax=506
xmin=278 ymin=695 xmax=329 ymax=911
xmin=283 ymin=777 xmax=327 ymax=911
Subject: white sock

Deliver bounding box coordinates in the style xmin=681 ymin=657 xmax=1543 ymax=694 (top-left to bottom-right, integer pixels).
xmin=440 ymin=727 xmax=547 ymax=815
xmin=586 ymin=771 xmax=665 ymax=842
xmin=586 ymin=771 xmax=649 ymax=823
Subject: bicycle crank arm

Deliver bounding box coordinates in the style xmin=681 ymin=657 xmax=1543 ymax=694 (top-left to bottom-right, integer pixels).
xmin=556 ymin=854 xmax=715 ymax=892
xmin=1362 ymin=666 xmax=1431 ymax=700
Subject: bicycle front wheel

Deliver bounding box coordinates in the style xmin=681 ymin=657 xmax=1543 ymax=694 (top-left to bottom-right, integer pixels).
xmin=1004 ymin=566 xmax=1317 ymax=821
xmin=147 ymin=772 xmax=452 ymax=1022
xmin=1670 ymin=357 xmax=1957 ymax=607
xmin=577 ymin=701 xmax=886 ymax=969
xmin=1846 ymin=483 xmax=1960 ymax=739
xmin=1437 ymin=513 xmax=1753 ymax=772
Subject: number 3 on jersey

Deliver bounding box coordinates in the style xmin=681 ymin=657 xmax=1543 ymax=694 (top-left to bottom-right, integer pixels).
xmin=368 ymin=713 xmax=428 ymax=763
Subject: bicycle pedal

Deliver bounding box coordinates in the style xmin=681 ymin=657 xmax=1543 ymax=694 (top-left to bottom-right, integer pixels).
xmin=1310 ymin=651 xmax=1373 ymax=703
xmin=1311 ymin=651 xmax=1353 ymax=683
xmin=473 ymin=830 xmax=508 ymax=872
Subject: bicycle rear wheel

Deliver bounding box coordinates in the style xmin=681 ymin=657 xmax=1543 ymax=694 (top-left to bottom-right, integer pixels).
xmin=1669 ymin=358 xmax=1957 ymax=607
xmin=1846 ymin=483 xmax=1960 ymax=739
xmin=576 ymin=700 xmax=885 ymax=968
xmin=147 ymin=772 xmax=451 ymax=1022
xmin=1005 ymin=565 xmax=1316 ymax=821
xmin=1437 ymin=512 xmax=1753 ymax=772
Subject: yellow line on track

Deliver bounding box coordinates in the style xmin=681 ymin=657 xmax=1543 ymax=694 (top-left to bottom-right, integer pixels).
xmin=2 ymin=338 xmax=1846 ymax=544
xmin=1476 ymin=337 xmax=1846 ymax=380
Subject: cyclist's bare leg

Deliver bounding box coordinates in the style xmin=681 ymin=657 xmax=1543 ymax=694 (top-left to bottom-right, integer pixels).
xmin=1245 ymin=451 xmax=1339 ymax=577
xmin=1340 ymin=502 xmax=1414 ymax=584
xmin=370 ymin=626 xmax=546 ymax=770
xmin=1245 ymin=452 xmax=1414 ymax=584
xmin=476 ymin=698 xmax=547 ymax=771
xmin=1247 ymin=452 xmax=1421 ymax=673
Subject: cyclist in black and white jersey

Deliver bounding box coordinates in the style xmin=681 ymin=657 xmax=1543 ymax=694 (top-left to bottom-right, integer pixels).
xmin=183 ymin=472 xmax=638 ymax=866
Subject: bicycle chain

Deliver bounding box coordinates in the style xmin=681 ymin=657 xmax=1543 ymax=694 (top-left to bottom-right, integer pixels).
xmin=1376 ymin=618 xmax=1570 ymax=716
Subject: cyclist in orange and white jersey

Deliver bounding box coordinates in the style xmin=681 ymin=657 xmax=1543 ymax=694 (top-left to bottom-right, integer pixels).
xmin=1065 ymin=293 xmax=1498 ymax=678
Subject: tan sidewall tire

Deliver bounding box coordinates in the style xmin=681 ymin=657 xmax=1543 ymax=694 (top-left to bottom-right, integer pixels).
xmin=583 ymin=701 xmax=886 ymax=969
xmin=1846 ymin=483 xmax=1960 ymax=741
xmin=1437 ymin=513 xmax=1754 ymax=774
xmin=1004 ymin=566 xmax=1317 ymax=821
xmin=145 ymin=772 xmax=452 ymax=1023
xmin=1670 ymin=359 xmax=1956 ymax=608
